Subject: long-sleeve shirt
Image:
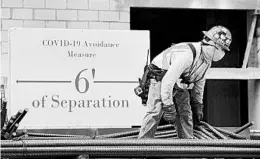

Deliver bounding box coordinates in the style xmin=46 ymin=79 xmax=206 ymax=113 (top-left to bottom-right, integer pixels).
xmin=151 ymin=42 xmax=211 ymax=106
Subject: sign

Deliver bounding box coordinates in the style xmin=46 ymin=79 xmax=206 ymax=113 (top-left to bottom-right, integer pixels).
xmin=9 ymin=28 xmax=150 ymax=129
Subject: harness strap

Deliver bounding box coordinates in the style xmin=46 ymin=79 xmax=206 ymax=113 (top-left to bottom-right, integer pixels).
xmin=187 ymin=43 xmax=196 ymax=65
xmin=180 ymin=43 xmax=197 ymax=85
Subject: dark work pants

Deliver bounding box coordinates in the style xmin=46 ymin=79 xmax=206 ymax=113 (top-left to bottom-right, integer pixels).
xmin=138 ymin=80 xmax=193 ymax=139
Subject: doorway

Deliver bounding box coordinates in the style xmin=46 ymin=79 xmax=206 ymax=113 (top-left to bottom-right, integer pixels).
xmin=131 ymin=8 xmax=248 ymax=126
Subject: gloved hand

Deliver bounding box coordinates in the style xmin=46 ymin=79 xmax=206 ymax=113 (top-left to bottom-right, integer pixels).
xmin=191 ymin=103 xmax=203 ymax=125
xmin=162 ymin=104 xmax=177 ymax=122
xmin=175 ymin=78 xmax=189 ymax=90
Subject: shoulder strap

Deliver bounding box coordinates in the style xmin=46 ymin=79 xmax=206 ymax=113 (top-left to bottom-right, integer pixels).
xmin=182 ymin=43 xmax=197 ymax=83
xmin=187 ymin=43 xmax=196 ymax=63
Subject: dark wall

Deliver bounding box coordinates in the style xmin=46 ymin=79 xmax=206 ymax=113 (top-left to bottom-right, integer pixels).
xmin=131 ymin=8 xmax=248 ymax=126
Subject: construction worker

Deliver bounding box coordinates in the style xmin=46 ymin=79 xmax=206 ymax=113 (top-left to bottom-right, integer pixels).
xmin=136 ymin=25 xmax=232 ymax=139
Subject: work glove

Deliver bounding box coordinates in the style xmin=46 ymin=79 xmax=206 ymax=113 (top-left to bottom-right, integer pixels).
xmin=162 ymin=104 xmax=177 ymax=123
xmin=175 ymin=78 xmax=189 ymax=90
xmin=191 ymin=103 xmax=203 ymax=125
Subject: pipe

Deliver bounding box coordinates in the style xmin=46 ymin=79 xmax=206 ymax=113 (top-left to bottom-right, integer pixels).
xmin=7 ymin=124 xmax=19 ymax=139
xmin=1 ymin=146 xmax=260 ymax=158
xmin=250 ymin=130 xmax=260 ymax=140
xmin=155 ymin=130 xmax=176 ymax=136
xmin=12 ymin=132 xmax=17 ymax=138
xmin=7 ymin=109 xmax=28 ymax=133
xmin=193 ymin=132 xmax=203 ymax=139
xmin=120 ymin=130 xmax=177 ymax=139
xmin=250 ymin=133 xmax=260 ymax=140
xmin=2 ymin=139 xmax=260 ymax=147
xmin=8 ymin=124 xmax=19 ymax=135
xmin=200 ymin=121 xmax=227 ymax=139
xmin=13 ymin=109 xmax=28 ymax=124
xmin=1 ymin=101 xmax=7 ymax=129
xmin=13 ymin=110 xmax=23 ymax=121
xmin=97 ymin=129 xmax=139 ymax=138
xmin=2 ymin=124 xmax=19 ymax=140
xmin=118 ymin=130 xmax=177 ymax=139
xmin=234 ymin=121 xmax=254 ymax=134
xmin=155 ymin=134 xmax=177 ymax=139
xmin=27 ymin=132 xmax=86 ymax=138
xmin=5 ymin=119 xmax=14 ymax=132
xmin=195 ymin=126 xmax=218 ymax=139
xmin=193 ymin=135 xmax=199 ymax=139
xmin=119 ymin=135 xmax=138 ymax=139
xmin=1 ymin=125 xmax=7 ymax=133
xmin=193 ymin=129 xmax=211 ymax=140
xmin=98 ymin=124 xmax=174 ymax=138
xmin=21 ymin=137 xmax=91 ymax=140
xmin=214 ymin=127 xmax=247 ymax=139
xmin=1 ymin=126 xmax=7 ymax=140
xmin=15 ymin=129 xmax=27 ymax=138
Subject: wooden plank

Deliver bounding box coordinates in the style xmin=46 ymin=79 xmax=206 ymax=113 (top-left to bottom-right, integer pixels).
xmin=206 ymin=68 xmax=260 ymax=80
xmin=242 ymin=0 xmax=260 ymax=68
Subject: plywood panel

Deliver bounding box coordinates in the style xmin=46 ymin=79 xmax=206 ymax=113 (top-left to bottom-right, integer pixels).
xmin=206 ymin=68 xmax=260 ymax=80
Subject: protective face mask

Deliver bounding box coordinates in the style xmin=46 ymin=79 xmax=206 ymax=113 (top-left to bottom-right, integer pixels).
xmin=212 ymin=47 xmax=225 ymax=62
xmin=202 ymin=44 xmax=225 ymax=62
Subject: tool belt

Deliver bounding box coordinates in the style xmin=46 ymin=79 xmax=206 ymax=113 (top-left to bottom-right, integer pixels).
xmin=134 ymin=43 xmax=197 ymax=106
xmin=134 ymin=64 xmax=167 ymax=105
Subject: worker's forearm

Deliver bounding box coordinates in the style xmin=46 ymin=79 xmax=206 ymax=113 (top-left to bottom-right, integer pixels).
xmin=161 ymin=54 xmax=192 ymax=105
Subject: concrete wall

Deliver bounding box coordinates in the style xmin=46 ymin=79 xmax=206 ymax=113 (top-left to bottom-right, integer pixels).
xmin=1 ymin=0 xmax=130 ymax=79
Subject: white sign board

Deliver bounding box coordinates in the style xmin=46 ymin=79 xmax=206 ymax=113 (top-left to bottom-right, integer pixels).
xmin=9 ymin=28 xmax=149 ymax=129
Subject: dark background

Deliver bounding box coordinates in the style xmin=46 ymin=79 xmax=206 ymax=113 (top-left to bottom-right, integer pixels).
xmin=130 ymin=8 xmax=248 ymax=126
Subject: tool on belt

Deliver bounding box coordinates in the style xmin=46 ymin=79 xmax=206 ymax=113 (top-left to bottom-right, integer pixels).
xmin=134 ymin=64 xmax=167 ymax=105
xmin=134 ymin=49 xmax=167 ymax=105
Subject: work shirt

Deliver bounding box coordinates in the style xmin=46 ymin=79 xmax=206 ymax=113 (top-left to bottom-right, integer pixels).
xmin=151 ymin=42 xmax=212 ymax=106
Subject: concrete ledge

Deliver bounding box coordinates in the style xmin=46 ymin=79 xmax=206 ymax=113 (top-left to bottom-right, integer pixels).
xmin=206 ymin=68 xmax=260 ymax=80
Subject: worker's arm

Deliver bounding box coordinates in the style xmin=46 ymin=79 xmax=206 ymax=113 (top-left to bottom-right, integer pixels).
xmin=161 ymin=51 xmax=192 ymax=106
xmin=190 ymin=78 xmax=205 ymax=104
xmin=190 ymin=78 xmax=206 ymax=123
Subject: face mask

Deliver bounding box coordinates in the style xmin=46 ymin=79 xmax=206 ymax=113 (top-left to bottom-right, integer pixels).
xmin=202 ymin=44 xmax=225 ymax=62
xmin=212 ymin=47 xmax=225 ymax=62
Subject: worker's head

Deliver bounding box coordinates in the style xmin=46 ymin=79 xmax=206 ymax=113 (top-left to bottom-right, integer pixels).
xmin=202 ymin=25 xmax=232 ymax=61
